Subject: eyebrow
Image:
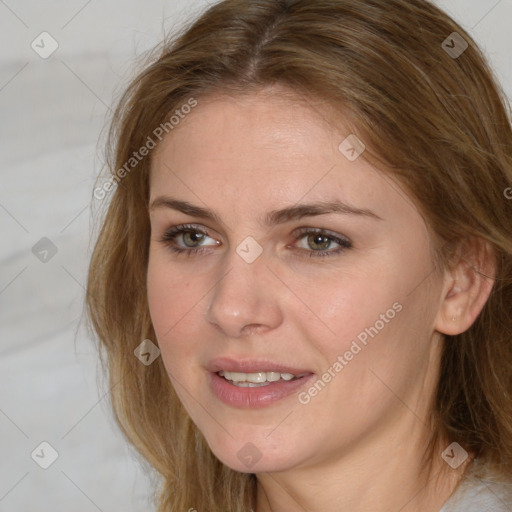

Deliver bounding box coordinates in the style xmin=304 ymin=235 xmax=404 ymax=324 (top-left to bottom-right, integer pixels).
xmin=149 ymin=196 xmax=382 ymax=226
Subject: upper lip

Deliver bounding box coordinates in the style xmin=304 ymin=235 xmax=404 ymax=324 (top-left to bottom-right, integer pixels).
xmin=206 ymin=357 xmax=313 ymax=375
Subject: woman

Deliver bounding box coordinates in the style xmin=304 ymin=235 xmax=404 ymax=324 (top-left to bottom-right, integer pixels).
xmin=86 ymin=0 xmax=512 ymax=510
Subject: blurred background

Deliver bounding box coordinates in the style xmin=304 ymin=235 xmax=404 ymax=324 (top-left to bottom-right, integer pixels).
xmin=0 ymin=1 xmax=511 ymax=510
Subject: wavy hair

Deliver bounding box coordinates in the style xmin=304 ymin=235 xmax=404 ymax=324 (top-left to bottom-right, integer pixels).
xmin=86 ymin=0 xmax=512 ymax=510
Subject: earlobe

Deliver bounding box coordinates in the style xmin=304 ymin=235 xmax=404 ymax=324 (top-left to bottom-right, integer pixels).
xmin=435 ymin=239 xmax=496 ymax=336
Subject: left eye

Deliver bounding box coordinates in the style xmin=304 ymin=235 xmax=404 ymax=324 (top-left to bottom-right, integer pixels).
xmin=158 ymin=224 xmax=352 ymax=258
xmin=297 ymin=232 xmax=340 ymax=251
xmin=292 ymin=228 xmax=352 ymax=258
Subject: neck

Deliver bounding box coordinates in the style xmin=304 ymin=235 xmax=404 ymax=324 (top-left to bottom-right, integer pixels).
xmin=254 ymin=418 xmax=473 ymax=512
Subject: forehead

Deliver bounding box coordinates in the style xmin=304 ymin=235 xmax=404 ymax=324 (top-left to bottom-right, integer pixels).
xmin=148 ymin=89 xmax=413 ymax=225
xmin=153 ymin=91 xmax=355 ymax=180
xmin=153 ymin=90 xmax=341 ymax=165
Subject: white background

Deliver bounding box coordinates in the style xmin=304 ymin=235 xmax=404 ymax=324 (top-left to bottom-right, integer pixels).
xmin=0 ymin=1 xmax=511 ymax=510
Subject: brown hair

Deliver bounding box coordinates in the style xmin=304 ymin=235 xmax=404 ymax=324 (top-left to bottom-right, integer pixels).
xmin=86 ymin=0 xmax=512 ymax=510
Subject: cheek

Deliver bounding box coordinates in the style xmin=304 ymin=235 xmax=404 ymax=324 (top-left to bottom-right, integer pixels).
xmin=146 ymin=256 xmax=200 ymax=361
xmin=307 ymin=288 xmax=439 ymax=415
xmin=290 ymin=266 xmax=401 ymax=354
xmin=295 ymin=251 xmax=436 ymax=381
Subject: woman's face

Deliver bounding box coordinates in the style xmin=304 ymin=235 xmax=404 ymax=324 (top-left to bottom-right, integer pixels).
xmin=147 ymin=88 xmax=448 ymax=473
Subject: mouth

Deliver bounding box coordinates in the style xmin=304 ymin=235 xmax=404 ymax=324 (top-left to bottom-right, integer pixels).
xmin=207 ymin=358 xmax=315 ymax=408
xmin=217 ymin=370 xmax=310 ymax=387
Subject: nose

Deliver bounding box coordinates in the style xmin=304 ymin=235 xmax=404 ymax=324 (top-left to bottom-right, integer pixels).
xmin=204 ymin=250 xmax=283 ymax=338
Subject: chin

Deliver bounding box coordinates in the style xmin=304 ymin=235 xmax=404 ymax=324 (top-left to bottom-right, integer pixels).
xmin=205 ymin=431 xmax=305 ymax=473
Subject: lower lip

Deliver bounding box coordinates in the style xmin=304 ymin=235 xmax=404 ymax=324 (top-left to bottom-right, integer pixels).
xmin=209 ymin=372 xmax=314 ymax=408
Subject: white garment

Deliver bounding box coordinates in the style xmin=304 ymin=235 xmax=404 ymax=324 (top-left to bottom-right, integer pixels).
xmin=439 ymin=462 xmax=512 ymax=512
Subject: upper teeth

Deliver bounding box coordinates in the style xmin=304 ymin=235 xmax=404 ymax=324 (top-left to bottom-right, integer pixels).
xmin=219 ymin=370 xmax=297 ymax=383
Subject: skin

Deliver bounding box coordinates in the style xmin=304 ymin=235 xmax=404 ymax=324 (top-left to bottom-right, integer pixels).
xmin=147 ymin=86 xmax=494 ymax=512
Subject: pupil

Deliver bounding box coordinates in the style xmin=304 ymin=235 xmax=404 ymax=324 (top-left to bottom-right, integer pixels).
xmin=309 ymin=234 xmax=330 ymax=250
xmin=184 ymin=231 xmax=204 ymax=247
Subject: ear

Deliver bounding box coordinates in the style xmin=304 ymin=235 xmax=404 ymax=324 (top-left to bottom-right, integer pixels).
xmin=435 ymin=238 xmax=497 ymax=336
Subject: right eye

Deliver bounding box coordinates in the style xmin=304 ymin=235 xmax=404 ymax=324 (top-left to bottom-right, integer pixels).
xmin=159 ymin=224 xmax=220 ymax=256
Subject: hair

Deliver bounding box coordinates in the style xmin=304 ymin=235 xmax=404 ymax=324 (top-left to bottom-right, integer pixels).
xmin=85 ymin=0 xmax=512 ymax=510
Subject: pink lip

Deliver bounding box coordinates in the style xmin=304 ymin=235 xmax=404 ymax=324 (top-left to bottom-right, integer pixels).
xmin=206 ymin=357 xmax=315 ymax=409
xmin=206 ymin=357 xmax=312 ymax=375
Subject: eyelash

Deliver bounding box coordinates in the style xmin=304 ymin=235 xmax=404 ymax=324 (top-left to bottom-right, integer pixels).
xmin=158 ymin=223 xmax=352 ymax=259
